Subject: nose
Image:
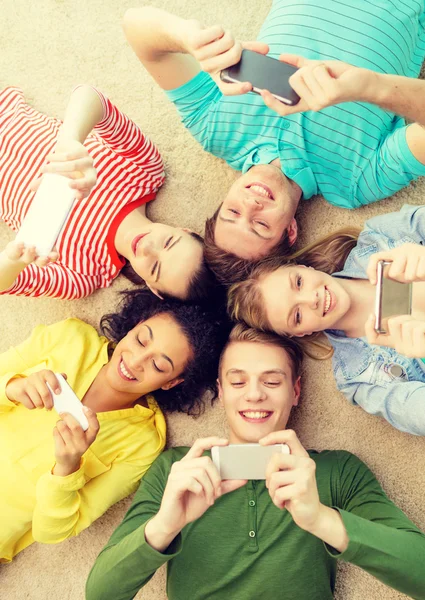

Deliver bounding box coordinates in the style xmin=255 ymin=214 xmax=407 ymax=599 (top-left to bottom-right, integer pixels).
xmin=127 ymin=349 xmax=146 ymax=372
xmin=243 ymin=194 xmax=263 ymax=210
xmin=141 ymin=239 xmax=158 ymax=258
xmin=301 ymin=289 xmax=319 ymax=310
xmin=245 ymin=380 xmax=265 ymax=403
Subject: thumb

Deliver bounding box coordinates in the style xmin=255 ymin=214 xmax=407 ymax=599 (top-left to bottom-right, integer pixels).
xmin=221 ymin=479 xmax=248 ymax=495
xmin=29 ymin=176 xmax=42 ymax=193
xmin=364 ymin=313 xmax=378 ymax=342
xmin=60 ymin=373 xmax=68 ymax=380
xmin=241 ymin=41 xmax=269 ymax=55
xmin=279 ymin=53 xmax=306 ymax=68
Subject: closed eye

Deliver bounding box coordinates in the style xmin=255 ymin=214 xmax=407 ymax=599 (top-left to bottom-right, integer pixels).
xmin=151 ymin=261 xmax=159 ymax=277
xmin=231 ymin=382 xmax=245 ymax=387
xmin=255 ymin=221 xmax=269 ymax=229
xmin=164 ymin=236 xmax=173 ymax=249
xmin=153 ymin=360 xmax=165 ymax=373
xmin=229 ymin=209 xmax=240 ymax=215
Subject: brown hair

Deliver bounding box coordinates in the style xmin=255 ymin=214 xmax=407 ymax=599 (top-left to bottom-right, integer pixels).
xmin=227 ymin=227 xmax=361 ymax=360
xmin=121 ymin=231 xmax=220 ymax=302
xmin=203 ymin=205 xmax=292 ymax=286
xmin=218 ymin=323 xmax=303 ymax=383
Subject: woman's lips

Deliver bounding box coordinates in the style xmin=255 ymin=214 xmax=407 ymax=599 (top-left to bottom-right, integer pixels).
xmin=324 ymin=286 xmax=336 ymax=316
xmin=131 ymin=233 xmax=148 ymax=256
xmin=118 ymin=358 xmax=136 ymax=382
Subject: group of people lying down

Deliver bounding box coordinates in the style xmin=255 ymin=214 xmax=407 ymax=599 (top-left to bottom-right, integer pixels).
xmin=2 ymin=1 xmax=425 ymax=599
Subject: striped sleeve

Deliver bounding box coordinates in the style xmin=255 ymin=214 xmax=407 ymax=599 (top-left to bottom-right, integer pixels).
xmin=0 ymin=262 xmax=99 ymax=299
xmin=88 ymin=87 xmax=165 ymax=191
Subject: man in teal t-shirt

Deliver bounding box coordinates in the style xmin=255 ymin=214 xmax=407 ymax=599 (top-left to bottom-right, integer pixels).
xmin=123 ymin=1 xmax=425 ymax=283
xmin=86 ymin=326 xmax=425 ymax=600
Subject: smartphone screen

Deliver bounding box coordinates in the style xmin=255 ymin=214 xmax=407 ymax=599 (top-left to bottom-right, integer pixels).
xmin=375 ymin=261 xmax=412 ymax=333
xmin=221 ymin=49 xmax=300 ymax=106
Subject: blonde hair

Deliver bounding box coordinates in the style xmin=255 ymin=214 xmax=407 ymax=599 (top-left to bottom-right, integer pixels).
xmin=219 ymin=323 xmax=303 ymax=382
xmin=227 ymin=227 xmax=361 ymax=360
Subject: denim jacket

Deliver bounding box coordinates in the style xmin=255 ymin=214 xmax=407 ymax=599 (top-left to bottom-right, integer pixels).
xmin=325 ymin=205 xmax=425 ymax=436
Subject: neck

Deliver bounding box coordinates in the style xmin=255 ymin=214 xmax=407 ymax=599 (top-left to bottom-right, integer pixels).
xmin=331 ymin=277 xmax=376 ymax=337
xmin=114 ymin=207 xmax=152 ymax=259
xmin=270 ymin=158 xmax=302 ymax=214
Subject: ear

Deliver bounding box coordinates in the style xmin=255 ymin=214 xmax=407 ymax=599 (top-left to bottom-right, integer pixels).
xmin=292 ymin=376 xmax=301 ymax=407
xmin=217 ymin=378 xmax=223 ymax=404
xmin=161 ymin=377 xmax=184 ymax=391
xmin=287 ymin=218 xmax=298 ymax=247
xmin=146 ymin=282 xmax=164 ymax=300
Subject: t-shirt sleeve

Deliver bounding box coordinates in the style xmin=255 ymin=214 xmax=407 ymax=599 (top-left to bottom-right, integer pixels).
xmin=353 ymin=124 xmax=425 ymax=206
xmin=83 ymin=86 xmax=165 ymax=191
xmin=164 ymin=71 xmax=222 ymax=152
xmin=85 ymin=449 xmax=182 ymax=600
xmin=327 ymin=451 xmax=425 ymax=599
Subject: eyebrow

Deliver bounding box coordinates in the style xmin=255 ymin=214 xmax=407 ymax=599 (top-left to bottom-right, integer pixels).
xmin=155 ymin=235 xmax=182 ymax=283
xmin=286 ymin=271 xmax=293 ymax=331
xmin=142 ymin=325 xmax=175 ymax=370
xmin=218 ymin=215 xmax=270 ymax=240
xmin=262 ymin=369 xmax=286 ymax=376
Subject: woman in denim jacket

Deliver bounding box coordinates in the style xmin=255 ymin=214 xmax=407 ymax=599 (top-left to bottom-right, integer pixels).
xmin=228 ymin=204 xmax=425 ymax=436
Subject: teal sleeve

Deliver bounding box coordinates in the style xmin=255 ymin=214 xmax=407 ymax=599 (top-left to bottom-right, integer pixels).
xmin=327 ymin=451 xmax=425 ymax=599
xmin=85 ymin=450 xmax=180 ymax=600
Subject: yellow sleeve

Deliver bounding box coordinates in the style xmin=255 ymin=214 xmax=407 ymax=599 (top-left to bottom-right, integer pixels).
xmin=32 ymin=452 xmax=161 ymax=544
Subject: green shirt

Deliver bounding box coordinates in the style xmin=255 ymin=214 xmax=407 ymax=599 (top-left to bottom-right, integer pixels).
xmin=86 ymin=448 xmax=425 ymax=600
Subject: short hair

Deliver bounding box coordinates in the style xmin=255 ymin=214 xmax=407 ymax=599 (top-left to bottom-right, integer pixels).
xmin=218 ymin=323 xmax=303 ymax=383
xmin=101 ymin=287 xmax=231 ymax=415
xmin=121 ymin=231 xmax=220 ymax=302
xmin=203 ymin=206 xmax=291 ymax=286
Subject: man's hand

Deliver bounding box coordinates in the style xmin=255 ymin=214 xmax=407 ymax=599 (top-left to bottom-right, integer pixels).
xmin=3 ymin=240 xmax=59 ymax=268
xmin=5 ymin=370 xmax=67 ymax=410
xmin=259 ymin=54 xmax=376 ymax=117
xmin=365 ymin=313 xmax=425 ymax=358
xmin=30 ymin=139 xmax=97 ymax=201
xmin=52 ymin=409 xmax=99 ymax=477
xmin=184 ymin=23 xmax=269 ymax=96
xmin=145 ymin=437 xmax=247 ymax=552
xmin=367 ymin=243 xmax=425 ymax=285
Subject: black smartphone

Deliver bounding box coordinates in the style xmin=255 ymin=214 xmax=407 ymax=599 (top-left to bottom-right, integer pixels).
xmin=220 ymin=49 xmax=300 ymax=106
xmin=374 ymin=260 xmax=413 ymax=334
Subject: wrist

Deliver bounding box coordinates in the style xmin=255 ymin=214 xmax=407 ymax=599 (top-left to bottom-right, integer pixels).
xmin=52 ymin=459 xmax=81 ymax=477
xmin=358 ymin=70 xmax=388 ymax=105
xmin=306 ymin=504 xmax=349 ymax=553
xmin=144 ymin=514 xmax=181 ymax=553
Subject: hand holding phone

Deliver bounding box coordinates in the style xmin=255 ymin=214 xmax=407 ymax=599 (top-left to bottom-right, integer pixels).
xmin=46 ymin=373 xmax=89 ymax=431
xmin=212 ymin=443 xmax=290 ymax=480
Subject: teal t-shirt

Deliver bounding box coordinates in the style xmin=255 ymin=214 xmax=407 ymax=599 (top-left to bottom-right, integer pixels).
xmin=166 ymin=0 xmax=425 ymax=208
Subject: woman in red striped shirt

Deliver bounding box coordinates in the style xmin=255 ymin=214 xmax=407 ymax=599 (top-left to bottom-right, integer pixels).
xmin=0 ymin=85 xmax=215 ymax=301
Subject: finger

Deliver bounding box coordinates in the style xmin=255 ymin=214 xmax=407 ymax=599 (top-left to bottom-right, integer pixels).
xmin=219 ymin=80 xmax=252 ymax=96
xmin=68 ymin=175 xmax=96 ymax=190
xmin=29 ymin=177 xmax=42 ymax=193
xmin=388 ymin=255 xmax=408 ymax=282
xmin=288 ymin=72 xmax=318 ymax=109
xmin=53 ymin=426 xmax=66 ymax=451
xmin=18 ymin=392 xmax=36 ymax=410
xmin=60 ymin=372 xmax=68 ymax=380
xmin=181 ymin=457 xmax=222 ymax=496
xmin=21 ymin=246 xmax=38 ymax=265
xmin=279 ymin=54 xmax=308 ymax=68
xmin=47 ymin=251 xmax=59 ymax=262
xmin=185 ymin=437 xmax=229 ymax=460
xmin=26 ymin=383 xmax=44 ymax=409
xmin=34 ymin=256 xmax=54 ymax=268
xmin=404 ymin=254 xmax=420 ymax=282
xmin=241 ymin=41 xmax=269 ymax=55
xmin=5 ymin=241 xmax=25 ymax=260
xmin=196 ymin=30 xmax=235 ymax=62
xmin=412 ymin=321 xmax=425 ymax=358
xmin=259 ymin=88 xmax=302 ymax=116
xmin=202 ymin=40 xmax=243 ymax=75
xmin=192 ymin=468 xmax=215 ymax=505
xmin=416 ymin=255 xmax=425 ymax=281
xmin=259 ymin=429 xmax=308 ymax=457
xmin=42 ymin=157 xmax=92 ymax=173
xmin=59 ymin=412 xmax=86 ymax=437
xmin=265 ymin=453 xmax=302 ymax=482
xmin=300 ymin=65 xmax=330 ymax=104
xmin=367 ymin=254 xmax=387 ymax=285
xmin=83 ymin=406 xmax=100 ymax=442
xmin=56 ymin=419 xmax=74 ymax=445
xmin=34 ymin=380 xmax=54 ymax=410
xmin=267 ymin=469 xmax=297 ymax=498
xmin=220 ymin=479 xmax=248 ymax=495
xmin=364 ymin=313 xmax=381 ymax=344
xmin=192 ymin=25 xmax=226 ymax=50
xmin=271 ymin=483 xmax=298 ymax=509
xmin=46 ymin=149 xmax=89 ymax=162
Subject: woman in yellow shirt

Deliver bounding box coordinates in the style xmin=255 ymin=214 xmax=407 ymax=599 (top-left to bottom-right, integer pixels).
xmin=0 ymin=288 xmax=229 ymax=562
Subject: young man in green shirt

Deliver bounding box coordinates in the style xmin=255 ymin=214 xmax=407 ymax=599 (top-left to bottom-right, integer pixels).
xmin=86 ymin=326 xmax=425 ymax=600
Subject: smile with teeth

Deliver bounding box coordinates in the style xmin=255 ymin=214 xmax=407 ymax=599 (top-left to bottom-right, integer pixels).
xmin=240 ymin=410 xmax=273 ymax=421
xmin=247 ymin=183 xmax=274 ymax=200
xmin=323 ymin=287 xmax=331 ymax=316
xmin=119 ymin=358 xmax=137 ymax=382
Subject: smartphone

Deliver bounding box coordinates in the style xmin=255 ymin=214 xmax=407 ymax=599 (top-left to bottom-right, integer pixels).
xmin=211 ymin=443 xmax=290 ymax=480
xmin=16 ymin=173 xmax=76 ymax=256
xmin=46 ymin=373 xmax=89 ymax=431
xmin=220 ymin=49 xmax=300 ymax=106
xmin=374 ymin=260 xmax=413 ymax=334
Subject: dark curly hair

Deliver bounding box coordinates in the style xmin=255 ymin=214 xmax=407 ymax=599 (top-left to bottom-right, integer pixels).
xmin=120 ymin=231 xmax=220 ymax=302
xmin=204 ymin=205 xmax=291 ymax=287
xmin=100 ymin=287 xmax=231 ymax=415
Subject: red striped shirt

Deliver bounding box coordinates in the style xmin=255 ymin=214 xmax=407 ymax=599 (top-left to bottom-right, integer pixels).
xmin=0 ymin=86 xmax=165 ymax=299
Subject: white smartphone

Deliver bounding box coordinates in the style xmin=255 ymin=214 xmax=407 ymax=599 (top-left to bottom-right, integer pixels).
xmin=46 ymin=373 xmax=89 ymax=431
xmin=211 ymin=443 xmax=290 ymax=480
xmin=16 ymin=173 xmax=76 ymax=256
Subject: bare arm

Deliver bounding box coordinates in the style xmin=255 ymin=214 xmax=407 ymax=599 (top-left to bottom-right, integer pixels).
xmin=56 ymin=84 xmax=104 ymax=144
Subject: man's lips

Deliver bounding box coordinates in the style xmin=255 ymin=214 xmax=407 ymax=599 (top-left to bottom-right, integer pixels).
xmin=239 ymin=410 xmax=273 ymax=423
xmin=246 ymin=182 xmax=275 ymax=200
xmin=131 ymin=233 xmax=148 ymax=256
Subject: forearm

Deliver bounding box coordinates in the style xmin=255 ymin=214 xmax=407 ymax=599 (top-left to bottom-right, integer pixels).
xmin=306 ymin=504 xmax=348 ymax=553
xmin=123 ymin=6 xmax=192 ymax=61
xmin=144 ymin=513 xmax=181 ymax=552
xmin=57 ymin=85 xmax=104 ymax=144
xmin=363 ymin=72 xmax=425 ymax=126
xmin=0 ymin=252 xmax=26 ymax=292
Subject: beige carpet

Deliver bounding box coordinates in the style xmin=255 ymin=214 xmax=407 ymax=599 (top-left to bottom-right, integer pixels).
xmin=1 ymin=1 xmax=424 ymax=599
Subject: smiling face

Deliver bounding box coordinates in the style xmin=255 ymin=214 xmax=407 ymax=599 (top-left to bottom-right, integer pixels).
xmin=214 ymin=165 xmax=299 ymax=260
xmin=218 ymin=341 xmax=301 ymax=444
xmin=105 ymin=313 xmax=192 ymax=399
xmin=259 ymin=265 xmax=351 ymax=336
xmin=128 ymin=223 xmax=204 ymax=299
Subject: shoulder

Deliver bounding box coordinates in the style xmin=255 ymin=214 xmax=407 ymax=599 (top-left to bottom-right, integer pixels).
xmin=309 ymin=449 xmax=370 ymax=481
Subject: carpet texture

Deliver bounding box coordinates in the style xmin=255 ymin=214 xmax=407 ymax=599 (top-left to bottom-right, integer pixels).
xmin=1 ymin=1 xmax=424 ymax=599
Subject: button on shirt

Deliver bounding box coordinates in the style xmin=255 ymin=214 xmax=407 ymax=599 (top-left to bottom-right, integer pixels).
xmin=166 ymin=0 xmax=425 ymax=208
xmin=326 ymin=205 xmax=425 ymax=436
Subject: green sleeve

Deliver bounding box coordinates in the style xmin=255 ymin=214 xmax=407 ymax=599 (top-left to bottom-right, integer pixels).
xmin=328 ymin=451 xmax=425 ymax=599
xmin=85 ymin=449 xmax=182 ymax=600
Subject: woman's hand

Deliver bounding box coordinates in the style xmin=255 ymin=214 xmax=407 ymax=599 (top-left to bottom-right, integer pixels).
xmin=184 ymin=21 xmax=269 ymax=96
xmin=5 ymin=370 xmax=65 ymax=410
xmin=52 ymin=409 xmax=100 ymax=477
xmin=3 ymin=240 xmax=59 ymax=268
xmin=30 ymin=139 xmax=97 ymax=201
xmin=365 ymin=313 xmax=425 ymax=358
xmin=367 ymin=243 xmax=425 ymax=284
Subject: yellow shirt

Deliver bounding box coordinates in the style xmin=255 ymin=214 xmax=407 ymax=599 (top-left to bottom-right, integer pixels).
xmin=0 ymin=318 xmax=166 ymax=562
